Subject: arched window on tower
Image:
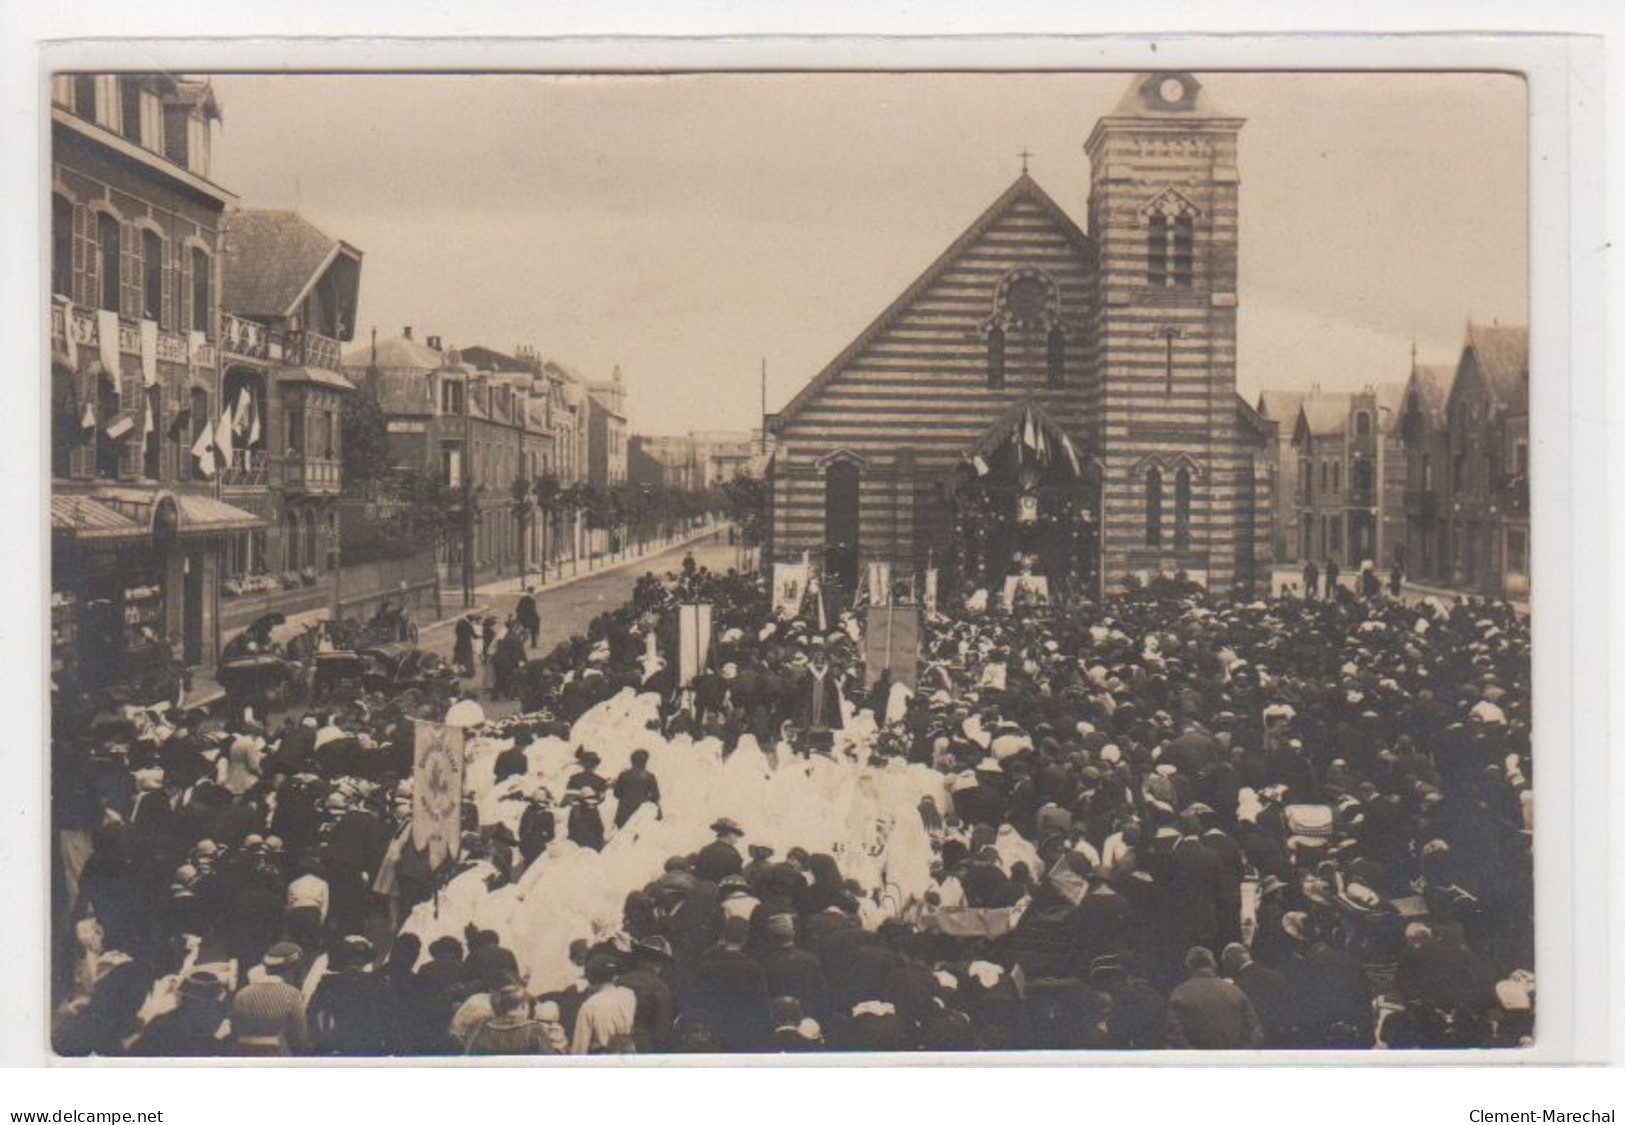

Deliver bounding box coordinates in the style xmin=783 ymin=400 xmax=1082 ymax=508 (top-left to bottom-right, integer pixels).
xmin=1145 ymin=192 xmax=1198 ymax=290
xmin=1046 ymin=327 xmax=1066 ymax=387
xmin=987 ymin=326 xmax=1005 ymax=389
xmin=1173 ymin=214 xmax=1194 ymax=287
xmin=1147 ymin=213 xmax=1168 ymax=288
xmin=1174 ymin=467 xmax=1192 ymax=550
xmin=1145 ymin=467 xmax=1163 ymax=548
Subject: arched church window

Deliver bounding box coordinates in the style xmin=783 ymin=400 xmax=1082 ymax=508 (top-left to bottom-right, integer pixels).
xmin=1046 ymin=327 xmax=1066 ymax=387
xmin=1174 ymin=467 xmax=1192 ymax=550
xmin=1145 ymin=467 xmax=1163 ymax=547
xmin=987 ymin=326 xmax=1005 ymax=389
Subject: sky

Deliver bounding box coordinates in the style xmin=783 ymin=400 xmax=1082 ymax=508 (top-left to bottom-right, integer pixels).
xmin=205 ymin=71 xmax=1527 ymax=435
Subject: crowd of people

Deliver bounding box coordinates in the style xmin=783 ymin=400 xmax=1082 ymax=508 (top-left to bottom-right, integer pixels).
xmin=49 ymin=548 xmax=1534 ymax=1055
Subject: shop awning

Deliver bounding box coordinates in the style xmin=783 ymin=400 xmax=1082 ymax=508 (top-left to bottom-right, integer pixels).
xmin=51 ymin=495 xmax=146 ymax=542
xmin=278 ymin=366 xmax=356 ymax=392
xmin=90 ymin=487 xmax=268 ymax=539
xmin=175 ymin=494 xmax=268 ymax=535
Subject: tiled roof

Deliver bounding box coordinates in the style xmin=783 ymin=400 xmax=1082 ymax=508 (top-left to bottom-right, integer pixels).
xmin=1404 ymin=364 xmax=1455 ymax=429
xmin=341 ymin=333 xmax=444 ymax=372
xmin=223 ymin=210 xmax=355 ymax=319
xmin=1373 ymin=380 xmax=1407 ymax=416
xmin=1255 ymin=389 xmax=1306 ymax=423
xmin=1466 ymin=322 xmax=1529 ymax=412
xmin=1298 ymin=395 xmax=1354 ymax=438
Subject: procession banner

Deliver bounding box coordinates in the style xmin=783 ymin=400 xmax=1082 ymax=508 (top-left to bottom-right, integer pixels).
xmin=412 ymin=720 xmax=466 ymax=871
xmin=677 ymin=602 xmax=714 ymax=685
xmin=864 ymin=605 xmax=919 ymax=690
xmin=772 ymin=561 xmax=809 ymax=617
xmin=866 ymin=560 xmax=892 ymax=607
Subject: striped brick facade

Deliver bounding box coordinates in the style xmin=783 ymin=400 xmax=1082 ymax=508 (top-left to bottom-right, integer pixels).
xmin=768 ymin=72 xmax=1273 ymax=596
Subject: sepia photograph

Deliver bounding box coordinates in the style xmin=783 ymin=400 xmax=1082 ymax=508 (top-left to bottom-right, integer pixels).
xmin=43 ymin=66 xmax=1537 ymax=1059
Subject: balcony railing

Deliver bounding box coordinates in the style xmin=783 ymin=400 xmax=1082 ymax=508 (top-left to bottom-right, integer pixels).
xmin=219 ymin=449 xmax=271 ymax=488
xmin=51 ymin=296 xmax=216 ymax=369
xmin=288 ymin=330 xmax=343 ymax=372
xmin=284 ymin=453 xmax=342 ymax=494
xmin=219 ymin=314 xmax=344 ymax=372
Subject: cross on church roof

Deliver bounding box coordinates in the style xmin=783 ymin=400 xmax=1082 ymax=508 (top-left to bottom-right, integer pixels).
xmin=1018 ymin=148 xmax=1033 ymax=174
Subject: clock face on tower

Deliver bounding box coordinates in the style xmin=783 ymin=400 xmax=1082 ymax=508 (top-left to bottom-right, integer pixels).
xmin=1144 ymin=72 xmax=1198 ymax=111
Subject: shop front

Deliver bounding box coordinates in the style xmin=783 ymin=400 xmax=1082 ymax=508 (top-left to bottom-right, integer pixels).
xmin=51 ymin=490 xmax=264 ymax=697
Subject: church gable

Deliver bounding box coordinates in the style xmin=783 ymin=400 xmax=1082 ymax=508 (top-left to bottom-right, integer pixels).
xmin=772 ymin=174 xmax=1095 ymax=471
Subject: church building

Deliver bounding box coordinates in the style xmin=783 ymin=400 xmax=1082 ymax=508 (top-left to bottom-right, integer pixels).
xmin=766 ymin=72 xmax=1275 ymax=599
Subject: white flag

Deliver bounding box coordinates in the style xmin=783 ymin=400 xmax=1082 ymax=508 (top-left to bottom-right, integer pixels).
xmin=247 ymin=394 xmax=262 ymax=447
xmin=233 ymin=387 xmax=252 ymax=435
xmin=215 ymin=406 xmax=235 ymax=467
xmin=142 ymin=392 xmax=155 ymax=441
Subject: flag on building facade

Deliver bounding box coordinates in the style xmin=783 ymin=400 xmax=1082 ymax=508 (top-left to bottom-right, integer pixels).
xmin=215 ymin=406 xmax=235 ymax=468
xmin=191 ymin=420 xmax=216 ymax=478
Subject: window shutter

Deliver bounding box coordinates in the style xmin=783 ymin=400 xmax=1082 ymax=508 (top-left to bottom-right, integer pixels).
xmin=81 ymin=208 xmax=99 ymax=313
xmin=121 ymin=220 xmax=141 ymax=320
xmin=159 ymin=237 xmax=173 ymax=330
xmin=179 ymin=245 xmax=193 ymax=338
xmin=71 ymin=203 xmax=89 ymax=307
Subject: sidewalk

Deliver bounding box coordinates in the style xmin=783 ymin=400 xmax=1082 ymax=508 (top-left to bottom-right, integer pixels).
xmin=419 ymin=520 xmax=732 ymax=634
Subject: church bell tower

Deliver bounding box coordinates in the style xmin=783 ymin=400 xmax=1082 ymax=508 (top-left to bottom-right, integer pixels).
xmin=1087 ymin=72 xmax=1251 ymax=593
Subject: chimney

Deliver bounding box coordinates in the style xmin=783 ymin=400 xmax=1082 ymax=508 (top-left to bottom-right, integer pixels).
xmin=403 ymin=326 xmax=413 ymax=340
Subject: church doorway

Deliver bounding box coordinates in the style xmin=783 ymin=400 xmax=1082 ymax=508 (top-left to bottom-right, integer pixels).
xmin=949 ymin=407 xmax=1098 ymax=599
xmin=823 ymin=458 xmax=861 ymax=591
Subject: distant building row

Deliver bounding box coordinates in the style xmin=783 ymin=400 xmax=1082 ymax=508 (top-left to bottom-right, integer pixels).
xmin=339 ymin=335 xmax=632 ymax=580
xmin=628 ymin=430 xmax=761 ymax=492
xmin=1257 ymin=321 xmax=1529 ymax=599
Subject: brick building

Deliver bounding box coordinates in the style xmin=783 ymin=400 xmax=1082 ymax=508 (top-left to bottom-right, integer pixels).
xmin=766 ymin=72 xmax=1273 ymax=597
xmin=1255 ymin=389 xmax=1308 ymax=564
xmin=586 ymin=366 xmax=629 ymax=490
xmin=49 ymin=73 xmax=262 ymax=685
xmin=216 ymin=209 xmax=363 ymax=628
xmin=1399 ymin=323 xmax=1529 ymax=599
xmin=1288 ymin=385 xmax=1406 ymax=573
xmin=1395 ymin=361 xmax=1456 ymax=583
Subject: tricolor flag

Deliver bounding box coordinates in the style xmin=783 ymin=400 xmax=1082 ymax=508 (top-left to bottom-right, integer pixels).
xmin=247 ymin=395 xmax=261 ymax=447
xmin=142 ymin=393 xmax=155 ymax=442
xmin=191 ymin=420 xmax=216 ymax=479
xmin=233 ymin=387 xmax=252 ymax=435
xmin=215 ymin=406 xmax=235 ymax=467
xmin=80 ymin=400 xmax=96 ymax=434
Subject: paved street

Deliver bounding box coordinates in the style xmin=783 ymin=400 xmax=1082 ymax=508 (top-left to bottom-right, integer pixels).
xmin=417 ymin=527 xmax=744 ymax=716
